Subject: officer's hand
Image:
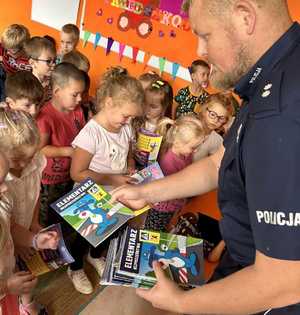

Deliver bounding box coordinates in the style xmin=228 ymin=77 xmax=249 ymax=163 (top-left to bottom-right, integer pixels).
xmin=136 ymin=261 xmax=183 ymax=313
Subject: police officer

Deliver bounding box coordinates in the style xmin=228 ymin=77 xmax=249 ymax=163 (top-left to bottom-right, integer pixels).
xmin=111 ymin=0 xmax=300 ymax=314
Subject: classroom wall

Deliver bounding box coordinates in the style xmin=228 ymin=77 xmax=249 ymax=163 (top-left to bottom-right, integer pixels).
xmin=1 ymin=0 xmax=299 ymax=97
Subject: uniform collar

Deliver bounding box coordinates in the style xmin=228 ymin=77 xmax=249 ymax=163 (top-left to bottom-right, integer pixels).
xmin=234 ymin=22 xmax=300 ymax=101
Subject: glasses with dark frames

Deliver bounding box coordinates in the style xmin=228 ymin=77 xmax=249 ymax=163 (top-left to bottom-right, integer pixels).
xmin=31 ymin=57 xmax=57 ymax=66
xmin=206 ymin=108 xmax=228 ymax=124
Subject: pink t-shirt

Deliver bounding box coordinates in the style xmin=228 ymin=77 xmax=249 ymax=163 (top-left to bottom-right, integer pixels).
xmin=153 ymin=149 xmax=193 ymax=212
xmin=37 ymin=101 xmax=85 ymax=185
xmin=72 ymin=119 xmax=134 ymax=189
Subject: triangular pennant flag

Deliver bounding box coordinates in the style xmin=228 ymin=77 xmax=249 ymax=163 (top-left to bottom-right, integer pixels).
xmin=106 ymin=37 xmax=114 ymax=55
xmin=94 ymin=32 xmax=101 ymax=50
xmin=132 ymin=47 xmax=139 ymax=63
xmin=119 ymin=43 xmax=126 ymax=61
xmin=83 ymin=31 xmax=91 ymax=47
xmin=159 ymin=57 xmax=166 ymax=75
xmin=143 ymin=52 xmax=151 ymax=69
xmin=172 ymin=62 xmax=180 ymax=80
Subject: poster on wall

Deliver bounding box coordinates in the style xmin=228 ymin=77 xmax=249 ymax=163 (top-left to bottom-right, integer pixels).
xmin=81 ymin=0 xmax=198 ymax=80
xmin=31 ymin=0 xmax=80 ymax=30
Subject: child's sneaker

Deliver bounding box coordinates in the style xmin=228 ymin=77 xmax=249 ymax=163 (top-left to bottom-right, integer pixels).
xmin=86 ymin=253 xmax=106 ymax=277
xmin=67 ymin=267 xmax=93 ymax=294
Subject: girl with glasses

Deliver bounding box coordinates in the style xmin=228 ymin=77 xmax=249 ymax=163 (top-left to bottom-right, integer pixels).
xmin=193 ymin=93 xmax=235 ymax=161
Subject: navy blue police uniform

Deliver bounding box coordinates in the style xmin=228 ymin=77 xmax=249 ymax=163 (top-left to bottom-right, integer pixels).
xmin=218 ymin=22 xmax=300 ymax=314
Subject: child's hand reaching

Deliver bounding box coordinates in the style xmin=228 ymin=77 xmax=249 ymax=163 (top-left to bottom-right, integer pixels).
xmin=35 ymin=230 xmax=60 ymax=250
xmin=6 ymin=271 xmax=37 ymax=295
xmin=112 ymin=175 xmax=138 ymax=187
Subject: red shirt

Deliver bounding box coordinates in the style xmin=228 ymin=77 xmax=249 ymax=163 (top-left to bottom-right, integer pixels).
xmin=37 ymin=101 xmax=85 ymax=185
xmin=0 ymin=43 xmax=31 ymax=74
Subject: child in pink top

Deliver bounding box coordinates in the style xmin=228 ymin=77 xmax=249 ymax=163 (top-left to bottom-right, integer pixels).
xmin=144 ymin=114 xmax=206 ymax=231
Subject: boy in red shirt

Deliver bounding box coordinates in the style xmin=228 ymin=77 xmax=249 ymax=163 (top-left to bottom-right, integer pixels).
xmin=37 ymin=62 xmax=86 ymax=226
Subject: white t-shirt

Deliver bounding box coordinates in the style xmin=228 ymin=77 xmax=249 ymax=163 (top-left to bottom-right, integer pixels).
xmin=4 ymin=152 xmax=46 ymax=229
xmin=193 ymin=131 xmax=223 ymax=161
xmin=72 ymin=119 xmax=134 ymax=175
xmin=0 ymin=195 xmax=15 ymax=301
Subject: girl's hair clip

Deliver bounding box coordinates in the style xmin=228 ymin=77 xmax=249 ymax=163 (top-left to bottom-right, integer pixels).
xmin=152 ymin=80 xmax=165 ymax=89
xmin=188 ymin=66 xmax=192 ymax=74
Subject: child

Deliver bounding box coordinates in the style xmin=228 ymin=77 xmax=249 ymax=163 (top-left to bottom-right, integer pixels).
xmin=1 ymin=70 xmax=44 ymax=118
xmin=62 ymin=50 xmax=90 ymax=72
xmin=0 ymin=24 xmax=31 ymax=74
xmin=144 ymin=114 xmax=206 ymax=231
xmin=69 ymin=66 xmax=144 ymax=294
xmin=133 ymin=79 xmax=173 ymax=133
xmin=37 ymin=62 xmax=86 ymax=227
xmin=175 ymin=59 xmax=210 ymax=118
xmin=0 ymin=110 xmax=59 ymax=315
xmin=138 ymin=71 xmax=161 ymax=91
xmin=193 ymin=93 xmax=234 ymax=161
xmin=57 ymin=24 xmax=80 ymax=63
xmin=61 ymin=51 xmax=95 ymax=120
xmin=0 ymin=24 xmax=31 ymax=101
xmin=24 ymin=36 xmax=56 ymax=102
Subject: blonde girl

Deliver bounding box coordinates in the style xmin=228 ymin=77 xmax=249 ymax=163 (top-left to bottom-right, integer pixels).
xmin=0 ymin=112 xmax=58 ymax=315
xmin=133 ymin=79 xmax=173 ymax=133
xmin=144 ymin=114 xmax=206 ymax=231
xmin=68 ymin=67 xmax=144 ymax=294
xmin=193 ymin=93 xmax=235 ymax=161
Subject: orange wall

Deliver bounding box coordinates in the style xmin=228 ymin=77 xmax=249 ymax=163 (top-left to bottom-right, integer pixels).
xmin=0 ymin=0 xmax=300 ymax=96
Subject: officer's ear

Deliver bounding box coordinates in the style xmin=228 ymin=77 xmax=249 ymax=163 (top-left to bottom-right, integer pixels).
xmin=231 ymin=0 xmax=256 ymax=36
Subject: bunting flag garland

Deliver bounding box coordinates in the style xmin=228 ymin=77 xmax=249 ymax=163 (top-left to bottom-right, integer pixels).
xmin=143 ymin=52 xmax=152 ymax=69
xmin=83 ymin=31 xmax=91 ymax=47
xmin=159 ymin=57 xmax=166 ymax=75
xmin=132 ymin=47 xmax=139 ymax=63
xmin=118 ymin=43 xmax=126 ymax=61
xmin=106 ymin=37 xmax=114 ymax=55
xmin=172 ymin=62 xmax=180 ymax=80
xmin=94 ymin=32 xmax=101 ymax=50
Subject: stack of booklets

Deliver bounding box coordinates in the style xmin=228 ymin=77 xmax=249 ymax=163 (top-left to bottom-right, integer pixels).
xmin=50 ymin=163 xmax=164 ymax=247
xmin=101 ymin=227 xmax=204 ymax=289
xmin=17 ymin=223 xmax=74 ymax=276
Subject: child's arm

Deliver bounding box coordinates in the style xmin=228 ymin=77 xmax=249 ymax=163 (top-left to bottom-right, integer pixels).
xmin=127 ymin=142 xmax=136 ymax=175
xmin=70 ymin=147 xmax=135 ymax=187
xmin=39 ymin=132 xmax=73 ymax=158
xmin=30 ymin=197 xmax=42 ymax=233
xmin=0 ymin=272 xmax=37 ymax=296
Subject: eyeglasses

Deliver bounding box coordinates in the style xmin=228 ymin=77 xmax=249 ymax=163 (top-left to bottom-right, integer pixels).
xmin=152 ymin=80 xmax=165 ymax=89
xmin=31 ymin=57 xmax=57 ymax=66
xmin=206 ymin=108 xmax=228 ymax=124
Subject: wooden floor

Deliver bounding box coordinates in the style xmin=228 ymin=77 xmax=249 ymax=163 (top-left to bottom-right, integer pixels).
xmin=80 ymin=286 xmax=180 ymax=315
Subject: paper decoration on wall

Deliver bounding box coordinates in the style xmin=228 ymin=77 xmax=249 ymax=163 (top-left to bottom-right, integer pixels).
xmin=118 ymin=43 xmax=126 ymax=61
xmin=96 ymin=8 xmax=103 ymax=16
xmin=172 ymin=62 xmax=180 ymax=79
xmin=94 ymin=32 xmax=101 ymax=49
xmin=132 ymin=47 xmax=139 ymax=63
xmin=106 ymin=37 xmax=114 ymax=55
xmin=159 ymin=57 xmax=166 ymax=75
xmin=143 ymin=52 xmax=152 ymax=69
xmin=83 ymin=31 xmax=92 ymax=47
xmin=114 ymin=0 xmax=159 ymax=38
xmin=107 ymin=17 xmax=114 ymax=24
xmin=170 ymin=30 xmax=176 ymax=38
xmin=158 ymin=30 xmax=164 ymax=38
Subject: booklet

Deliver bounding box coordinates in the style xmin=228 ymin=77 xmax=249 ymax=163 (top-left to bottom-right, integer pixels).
xmin=16 ymin=223 xmax=74 ymax=276
xmin=101 ymin=227 xmax=204 ymax=288
xmin=50 ymin=178 xmax=138 ymax=248
xmin=134 ymin=128 xmax=163 ymax=167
